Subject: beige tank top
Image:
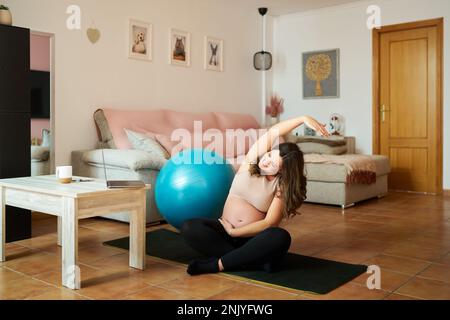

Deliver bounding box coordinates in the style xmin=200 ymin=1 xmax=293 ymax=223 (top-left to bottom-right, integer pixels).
xmin=228 ymin=169 xmax=280 ymax=213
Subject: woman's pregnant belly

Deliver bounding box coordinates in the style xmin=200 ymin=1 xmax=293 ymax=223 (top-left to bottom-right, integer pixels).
xmin=221 ymin=195 xmax=266 ymax=228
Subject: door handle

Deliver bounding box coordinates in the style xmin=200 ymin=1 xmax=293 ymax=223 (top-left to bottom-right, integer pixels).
xmin=380 ymin=105 xmax=390 ymax=122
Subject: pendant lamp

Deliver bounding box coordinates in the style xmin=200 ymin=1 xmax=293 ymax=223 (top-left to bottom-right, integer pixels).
xmin=254 ymin=7 xmax=272 ymax=71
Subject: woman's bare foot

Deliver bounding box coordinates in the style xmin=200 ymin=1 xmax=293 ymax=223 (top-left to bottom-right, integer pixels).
xmin=218 ymin=259 xmax=225 ymax=271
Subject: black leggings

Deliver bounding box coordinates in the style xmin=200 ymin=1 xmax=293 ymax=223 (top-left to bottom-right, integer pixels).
xmin=180 ymin=218 xmax=291 ymax=271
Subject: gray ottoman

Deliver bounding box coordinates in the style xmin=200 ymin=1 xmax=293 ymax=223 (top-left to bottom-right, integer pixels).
xmin=304 ymin=155 xmax=391 ymax=209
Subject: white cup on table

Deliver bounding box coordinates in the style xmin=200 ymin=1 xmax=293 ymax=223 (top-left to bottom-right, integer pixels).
xmin=56 ymin=166 xmax=72 ymax=184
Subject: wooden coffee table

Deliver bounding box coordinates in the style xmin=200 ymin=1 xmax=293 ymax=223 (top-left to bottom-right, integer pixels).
xmin=0 ymin=175 xmax=149 ymax=290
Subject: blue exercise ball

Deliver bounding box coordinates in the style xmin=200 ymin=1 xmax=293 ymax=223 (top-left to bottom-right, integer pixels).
xmin=155 ymin=149 xmax=235 ymax=229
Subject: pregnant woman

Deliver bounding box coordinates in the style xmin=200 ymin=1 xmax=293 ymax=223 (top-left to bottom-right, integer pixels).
xmin=181 ymin=116 xmax=329 ymax=275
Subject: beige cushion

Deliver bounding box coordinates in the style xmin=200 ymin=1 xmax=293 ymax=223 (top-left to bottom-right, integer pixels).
xmin=94 ymin=109 xmax=116 ymax=149
xmin=96 ymin=141 xmax=111 ymax=149
xmin=125 ymin=129 xmax=169 ymax=160
xmin=305 ymin=155 xmax=390 ymax=183
xmin=297 ymin=135 xmax=347 ymax=146
xmin=299 ymin=143 xmax=348 ymax=155
xmin=285 ymin=133 xmax=299 ymax=143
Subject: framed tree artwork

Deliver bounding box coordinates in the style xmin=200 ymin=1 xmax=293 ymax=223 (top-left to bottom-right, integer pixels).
xmin=302 ymin=49 xmax=340 ymax=99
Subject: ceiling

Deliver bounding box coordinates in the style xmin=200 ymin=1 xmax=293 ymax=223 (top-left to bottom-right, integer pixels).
xmin=237 ymin=0 xmax=365 ymax=16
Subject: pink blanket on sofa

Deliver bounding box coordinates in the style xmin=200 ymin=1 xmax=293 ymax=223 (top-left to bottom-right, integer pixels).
xmin=304 ymin=154 xmax=377 ymax=185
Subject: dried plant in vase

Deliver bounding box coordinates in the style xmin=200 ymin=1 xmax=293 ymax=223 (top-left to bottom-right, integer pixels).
xmin=265 ymin=94 xmax=284 ymax=125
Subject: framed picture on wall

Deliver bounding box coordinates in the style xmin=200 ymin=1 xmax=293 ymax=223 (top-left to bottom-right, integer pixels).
xmin=128 ymin=19 xmax=152 ymax=61
xmin=204 ymin=36 xmax=224 ymax=72
xmin=302 ymin=48 xmax=340 ymax=99
xmin=169 ymin=29 xmax=191 ymax=67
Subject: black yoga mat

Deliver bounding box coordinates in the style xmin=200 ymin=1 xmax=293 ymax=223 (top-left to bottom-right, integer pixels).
xmin=104 ymin=229 xmax=367 ymax=295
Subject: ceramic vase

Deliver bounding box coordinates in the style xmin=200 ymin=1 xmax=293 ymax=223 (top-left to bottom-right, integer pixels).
xmin=0 ymin=9 xmax=12 ymax=26
xmin=268 ymin=116 xmax=279 ymax=127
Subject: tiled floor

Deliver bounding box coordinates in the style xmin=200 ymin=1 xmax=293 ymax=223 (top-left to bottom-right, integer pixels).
xmin=1 ymin=191 xmax=449 ymax=300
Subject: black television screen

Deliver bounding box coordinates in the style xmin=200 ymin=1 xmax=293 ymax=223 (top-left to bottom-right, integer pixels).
xmin=30 ymin=70 xmax=50 ymax=119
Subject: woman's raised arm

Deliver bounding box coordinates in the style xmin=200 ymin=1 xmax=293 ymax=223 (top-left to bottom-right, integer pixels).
xmin=244 ymin=116 xmax=330 ymax=165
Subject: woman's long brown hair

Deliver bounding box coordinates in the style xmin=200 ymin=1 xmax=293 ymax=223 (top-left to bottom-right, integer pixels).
xmin=249 ymin=143 xmax=307 ymax=219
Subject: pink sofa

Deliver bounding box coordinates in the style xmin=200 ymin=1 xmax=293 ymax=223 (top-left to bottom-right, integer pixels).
xmin=72 ymin=108 xmax=262 ymax=224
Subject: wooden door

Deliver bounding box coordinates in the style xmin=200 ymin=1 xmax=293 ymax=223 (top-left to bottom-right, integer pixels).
xmin=374 ymin=20 xmax=443 ymax=194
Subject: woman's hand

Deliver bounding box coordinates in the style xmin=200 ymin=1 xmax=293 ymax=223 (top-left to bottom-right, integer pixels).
xmin=302 ymin=116 xmax=330 ymax=137
xmin=219 ymin=218 xmax=236 ymax=237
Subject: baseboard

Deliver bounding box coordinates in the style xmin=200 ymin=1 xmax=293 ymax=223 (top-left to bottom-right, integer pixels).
xmin=444 ymin=190 xmax=450 ymax=197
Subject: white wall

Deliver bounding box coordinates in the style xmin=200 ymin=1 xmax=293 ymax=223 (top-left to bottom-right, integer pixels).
xmin=273 ymin=0 xmax=450 ymax=188
xmin=7 ymin=0 xmax=265 ymax=165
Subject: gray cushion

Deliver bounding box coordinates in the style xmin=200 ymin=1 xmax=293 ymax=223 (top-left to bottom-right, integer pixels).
xmin=94 ymin=109 xmax=116 ymax=149
xmin=125 ymin=129 xmax=169 ymax=160
xmin=82 ymin=149 xmax=167 ymax=171
xmin=31 ymin=146 xmax=50 ymax=161
xmin=305 ymin=155 xmax=390 ymax=183
xmin=298 ymin=143 xmax=348 ymax=155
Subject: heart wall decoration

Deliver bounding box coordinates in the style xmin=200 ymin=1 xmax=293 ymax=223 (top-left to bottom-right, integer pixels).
xmin=87 ymin=28 xmax=101 ymax=44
